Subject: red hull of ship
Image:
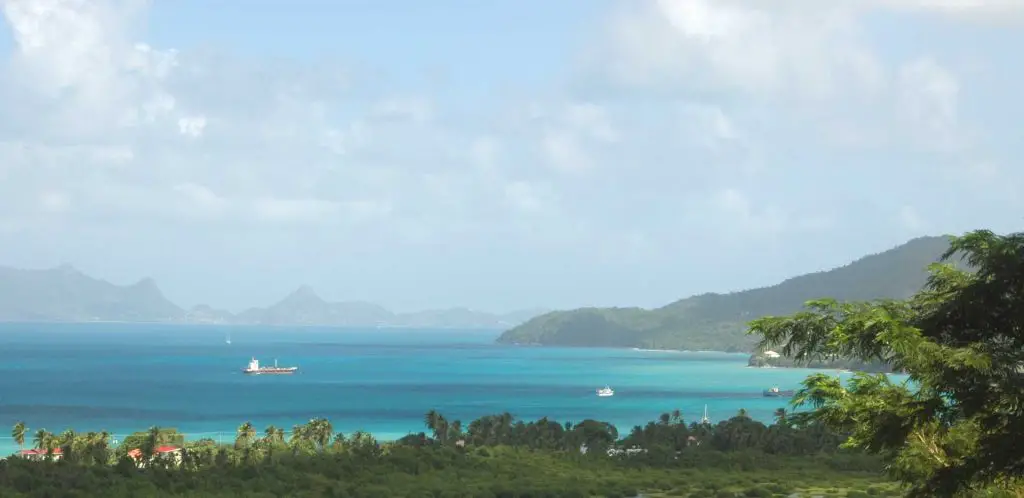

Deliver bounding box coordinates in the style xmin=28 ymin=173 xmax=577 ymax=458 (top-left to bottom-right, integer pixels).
xmin=243 ymin=368 xmax=297 ymax=374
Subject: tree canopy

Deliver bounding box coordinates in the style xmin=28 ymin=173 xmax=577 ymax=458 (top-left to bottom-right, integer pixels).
xmin=2 ymin=408 xmax=893 ymax=497
xmin=747 ymin=229 xmax=1024 ymax=497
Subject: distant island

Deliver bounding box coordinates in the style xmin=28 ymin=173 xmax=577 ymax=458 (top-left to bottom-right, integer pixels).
xmin=0 ymin=265 xmax=546 ymax=329
xmin=497 ymin=235 xmax=955 ymax=355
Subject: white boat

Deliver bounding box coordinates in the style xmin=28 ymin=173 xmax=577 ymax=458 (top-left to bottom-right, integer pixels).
xmin=225 ymin=331 xmax=231 ymax=345
xmin=596 ymin=386 xmax=614 ymax=397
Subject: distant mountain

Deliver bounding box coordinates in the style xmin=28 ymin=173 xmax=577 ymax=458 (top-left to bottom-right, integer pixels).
xmin=235 ymin=287 xmax=546 ymax=328
xmin=0 ymin=264 xmax=184 ymax=322
xmin=0 ymin=265 xmax=545 ymax=328
xmin=235 ymin=286 xmax=393 ymax=326
xmin=392 ymin=307 xmax=550 ymax=329
xmin=496 ymin=235 xmax=955 ymax=352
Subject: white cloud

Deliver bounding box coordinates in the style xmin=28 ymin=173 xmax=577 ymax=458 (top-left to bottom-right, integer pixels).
xmin=899 ymin=205 xmax=927 ymax=231
xmin=873 ymin=0 xmax=1024 ymax=21
xmin=710 ymin=188 xmax=789 ymax=236
xmin=600 ymin=0 xmax=885 ymax=101
xmin=371 ymin=97 xmax=432 ymax=124
xmin=177 ymin=115 xmax=207 ymax=138
xmin=3 ymin=0 xmax=182 ymax=138
xmin=563 ymin=103 xmax=619 ymax=143
xmin=0 ymin=0 xmax=1019 ymax=311
xmin=541 ymin=130 xmax=590 ymax=172
xmin=897 ymin=58 xmax=963 ymax=148
xmin=38 ymin=191 xmax=69 ymax=213
xmin=676 ymin=102 xmax=739 ymax=145
xmin=504 ymin=181 xmax=552 ymax=214
xmin=250 ymin=198 xmax=341 ymax=223
xmin=172 ymin=183 xmax=229 ymax=219
xmin=536 ymin=102 xmax=619 ymax=172
xmin=467 ymin=136 xmax=500 ymax=172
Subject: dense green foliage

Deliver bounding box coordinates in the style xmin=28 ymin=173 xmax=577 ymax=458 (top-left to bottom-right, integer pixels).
xmin=1 ymin=409 xmax=896 ymax=497
xmin=498 ymin=236 xmax=951 ymax=352
xmin=747 ymin=229 xmax=1024 ymax=497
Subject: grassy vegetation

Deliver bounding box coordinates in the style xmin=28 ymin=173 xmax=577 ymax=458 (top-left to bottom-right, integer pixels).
xmin=0 ymin=445 xmax=896 ymax=498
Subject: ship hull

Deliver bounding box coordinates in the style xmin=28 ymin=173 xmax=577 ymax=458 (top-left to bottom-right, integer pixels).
xmin=243 ymin=368 xmax=297 ymax=375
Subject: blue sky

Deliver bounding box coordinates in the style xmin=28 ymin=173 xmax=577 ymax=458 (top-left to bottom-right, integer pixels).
xmin=0 ymin=0 xmax=1021 ymax=313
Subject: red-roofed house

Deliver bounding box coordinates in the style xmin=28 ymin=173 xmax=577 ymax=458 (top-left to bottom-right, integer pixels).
xmin=128 ymin=445 xmax=182 ymax=467
xmin=18 ymin=448 xmax=63 ymax=461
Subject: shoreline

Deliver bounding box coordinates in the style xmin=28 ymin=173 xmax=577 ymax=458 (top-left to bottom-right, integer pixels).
xmin=0 ymin=429 xmax=414 ymax=457
xmin=505 ymin=342 xmax=753 ymax=355
xmin=0 ymin=321 xmax=508 ymax=331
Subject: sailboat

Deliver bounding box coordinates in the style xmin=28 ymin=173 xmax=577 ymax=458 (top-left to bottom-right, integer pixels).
xmin=225 ymin=331 xmax=232 ymax=345
xmin=700 ymin=404 xmax=710 ymax=425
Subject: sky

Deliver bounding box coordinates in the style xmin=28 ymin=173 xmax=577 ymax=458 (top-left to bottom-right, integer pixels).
xmin=0 ymin=0 xmax=1022 ymax=313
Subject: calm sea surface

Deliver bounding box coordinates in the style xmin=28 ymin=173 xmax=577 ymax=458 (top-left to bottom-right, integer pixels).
xmin=0 ymin=322 xmax=869 ymax=455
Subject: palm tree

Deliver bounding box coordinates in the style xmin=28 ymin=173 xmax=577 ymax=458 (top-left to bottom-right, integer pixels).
xmin=290 ymin=423 xmax=307 ymax=445
xmin=331 ymin=432 xmax=347 ymax=450
xmin=90 ymin=431 xmax=111 ymax=465
xmin=263 ymin=425 xmax=284 ymax=446
xmin=310 ymin=418 xmax=333 ymax=451
xmin=736 ymin=408 xmax=750 ymax=419
xmin=58 ymin=429 xmax=77 ymax=461
xmin=32 ymin=429 xmax=52 ymax=452
xmin=671 ymin=409 xmax=683 ymax=424
xmin=33 ymin=429 xmax=58 ymax=460
xmin=436 ymin=414 xmax=449 ymax=443
xmin=140 ymin=426 xmax=161 ymax=463
xmin=235 ymin=421 xmax=256 ymax=448
xmin=450 ymin=420 xmax=463 ymax=441
xmin=11 ymin=422 xmax=26 ymax=450
xmin=498 ymin=412 xmax=514 ymax=443
xmin=424 ymin=410 xmax=440 ymax=439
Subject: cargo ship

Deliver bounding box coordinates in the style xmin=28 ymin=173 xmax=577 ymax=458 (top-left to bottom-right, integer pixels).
xmin=762 ymin=386 xmax=794 ymax=397
xmin=242 ymin=357 xmax=297 ymax=375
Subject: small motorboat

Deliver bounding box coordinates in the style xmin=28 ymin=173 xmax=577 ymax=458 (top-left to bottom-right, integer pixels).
xmin=597 ymin=386 xmax=614 ymax=397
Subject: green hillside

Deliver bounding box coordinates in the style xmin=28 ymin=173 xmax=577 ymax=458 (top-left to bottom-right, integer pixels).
xmin=496 ymin=235 xmax=954 ymax=352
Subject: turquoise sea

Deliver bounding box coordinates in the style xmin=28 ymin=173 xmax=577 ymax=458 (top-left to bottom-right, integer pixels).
xmin=0 ymin=322 xmax=863 ymax=456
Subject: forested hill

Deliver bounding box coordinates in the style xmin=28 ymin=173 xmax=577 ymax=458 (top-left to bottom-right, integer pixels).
xmin=496 ymin=235 xmax=954 ymax=352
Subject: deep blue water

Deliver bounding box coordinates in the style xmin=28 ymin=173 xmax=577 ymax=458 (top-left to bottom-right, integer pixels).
xmin=0 ymin=323 xmax=864 ymax=454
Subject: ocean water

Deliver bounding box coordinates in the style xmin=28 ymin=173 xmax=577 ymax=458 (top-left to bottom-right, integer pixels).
xmin=0 ymin=322 xmax=867 ymax=456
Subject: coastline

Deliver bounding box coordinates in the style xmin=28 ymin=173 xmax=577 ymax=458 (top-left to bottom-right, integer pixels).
xmin=506 ymin=341 xmax=754 ymax=355
xmin=0 ymin=429 xmax=414 ymax=457
xmin=0 ymin=319 xmax=512 ymax=331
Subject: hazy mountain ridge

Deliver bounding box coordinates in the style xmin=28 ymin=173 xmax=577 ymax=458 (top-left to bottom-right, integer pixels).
xmin=0 ymin=266 xmax=546 ymax=328
xmin=496 ymin=235 xmax=956 ymax=352
xmin=0 ymin=264 xmax=184 ymax=322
